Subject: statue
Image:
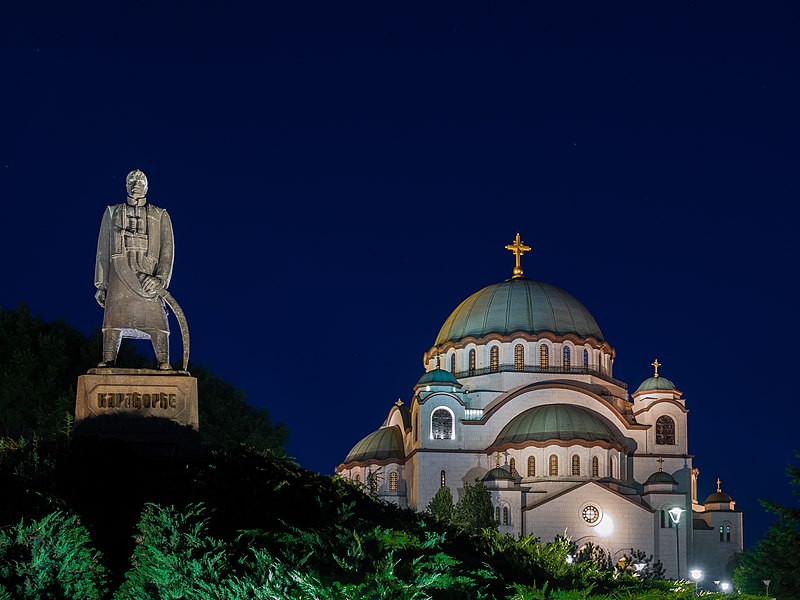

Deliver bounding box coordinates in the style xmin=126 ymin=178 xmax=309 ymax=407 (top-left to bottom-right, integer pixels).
xmin=94 ymin=169 xmax=188 ymax=370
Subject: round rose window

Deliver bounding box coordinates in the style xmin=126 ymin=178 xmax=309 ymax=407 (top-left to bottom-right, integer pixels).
xmin=582 ymin=505 xmax=600 ymax=524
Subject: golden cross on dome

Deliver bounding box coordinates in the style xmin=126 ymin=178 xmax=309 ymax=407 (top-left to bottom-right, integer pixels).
xmin=717 ymin=478 xmax=722 ymax=493
xmin=657 ymin=457 xmax=664 ymax=472
xmin=651 ymin=358 xmax=661 ymax=378
xmin=495 ymin=452 xmax=501 ymax=467
xmin=505 ymin=232 xmax=532 ymax=279
xmin=395 ymin=399 xmax=403 ymax=407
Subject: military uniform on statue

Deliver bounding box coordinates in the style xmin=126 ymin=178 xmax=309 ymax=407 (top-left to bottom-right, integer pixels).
xmin=75 ymin=169 xmax=199 ymax=445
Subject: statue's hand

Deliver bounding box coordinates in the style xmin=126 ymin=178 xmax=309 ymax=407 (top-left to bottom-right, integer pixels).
xmin=95 ymin=288 xmax=106 ymax=308
xmin=141 ymin=275 xmax=164 ymax=294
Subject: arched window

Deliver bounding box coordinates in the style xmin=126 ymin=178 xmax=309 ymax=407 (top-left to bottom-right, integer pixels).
xmin=440 ymin=470 xmax=446 ymax=488
xmin=591 ymin=456 xmax=599 ymax=477
xmin=509 ymin=457 xmax=517 ymax=477
xmin=490 ymin=346 xmax=500 ymax=372
xmin=540 ymin=345 xmax=549 ymax=369
xmin=515 ymin=344 xmax=525 ymax=371
xmin=389 ymin=471 xmax=398 ymax=492
xmin=726 ymin=524 xmax=731 ymax=542
xmin=656 ymin=416 xmax=676 ymax=445
xmin=563 ymin=346 xmax=571 ymax=370
xmin=549 ymin=454 xmax=558 ymax=476
xmin=468 ymin=349 xmax=476 ymax=375
xmin=610 ymin=456 xmax=616 ymax=478
xmin=450 ymin=353 xmax=456 ymax=373
xmin=414 ymin=410 xmax=419 ymax=442
xmin=583 ymin=349 xmax=589 ymax=367
xmin=527 ymin=455 xmax=536 ymax=477
xmin=503 ymin=506 xmax=509 ymax=526
xmin=571 ymin=454 xmax=580 ymax=476
xmin=431 ymin=408 xmax=453 ymax=440
xmin=495 ymin=506 xmax=500 ymax=522
xmin=355 ymin=473 xmax=361 ymax=484
xmin=661 ymin=510 xmax=667 ymax=529
xmin=719 ymin=525 xmax=724 ymax=542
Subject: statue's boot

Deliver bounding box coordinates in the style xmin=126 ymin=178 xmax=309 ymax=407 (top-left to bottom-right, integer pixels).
xmin=99 ymin=329 xmax=122 ymax=367
xmin=150 ymin=330 xmax=171 ymax=371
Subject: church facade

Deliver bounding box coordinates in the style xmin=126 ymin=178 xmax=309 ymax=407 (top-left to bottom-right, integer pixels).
xmin=337 ymin=235 xmax=742 ymax=583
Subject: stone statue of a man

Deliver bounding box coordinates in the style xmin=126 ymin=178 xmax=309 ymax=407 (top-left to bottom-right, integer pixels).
xmin=94 ymin=169 xmax=174 ymax=369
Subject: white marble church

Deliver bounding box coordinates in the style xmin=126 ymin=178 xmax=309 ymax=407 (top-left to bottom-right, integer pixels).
xmin=337 ymin=234 xmax=742 ymax=582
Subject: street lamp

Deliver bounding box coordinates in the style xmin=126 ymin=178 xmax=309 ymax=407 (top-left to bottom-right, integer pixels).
xmin=763 ymin=579 xmax=771 ymax=597
xmin=720 ymin=581 xmax=730 ymax=593
xmin=634 ymin=562 xmax=646 ymax=577
xmin=713 ymin=580 xmax=720 ymax=592
xmin=668 ymin=507 xmax=686 ymax=578
xmin=689 ymin=569 xmax=702 ymax=595
xmin=566 ymin=554 xmax=574 ymax=565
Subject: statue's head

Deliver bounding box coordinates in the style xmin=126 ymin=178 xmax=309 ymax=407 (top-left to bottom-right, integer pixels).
xmin=126 ymin=169 xmax=148 ymax=199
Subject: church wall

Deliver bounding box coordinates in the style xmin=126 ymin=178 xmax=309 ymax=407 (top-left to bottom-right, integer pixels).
xmin=413 ymin=449 xmax=490 ymax=512
xmin=691 ymin=510 xmax=743 ymax=585
xmin=525 ymin=484 xmax=655 ymax=561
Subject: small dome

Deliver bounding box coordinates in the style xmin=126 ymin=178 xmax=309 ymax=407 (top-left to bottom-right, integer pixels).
xmin=644 ymin=471 xmax=677 ymax=486
xmin=415 ymin=368 xmax=462 ymax=389
xmin=705 ymin=491 xmax=733 ymax=504
xmin=343 ymin=426 xmax=404 ymax=464
xmin=492 ymin=404 xmax=619 ymax=447
xmin=635 ymin=376 xmax=677 ymax=393
xmin=435 ymin=278 xmax=605 ymax=346
xmin=483 ymin=466 xmax=514 ymax=481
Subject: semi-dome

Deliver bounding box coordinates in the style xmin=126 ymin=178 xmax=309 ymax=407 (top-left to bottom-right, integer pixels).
xmin=483 ymin=466 xmax=514 ymax=481
xmin=491 ymin=404 xmax=619 ymax=448
xmin=415 ymin=368 xmax=463 ymax=389
xmin=343 ymin=426 xmax=404 ymax=464
xmin=435 ymin=278 xmax=605 ymax=346
xmin=635 ymin=376 xmax=677 ymax=393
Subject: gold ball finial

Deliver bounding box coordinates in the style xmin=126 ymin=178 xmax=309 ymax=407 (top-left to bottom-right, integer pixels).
xmin=717 ymin=478 xmax=722 ymax=493
xmin=505 ymin=232 xmax=532 ymax=279
xmin=657 ymin=457 xmax=664 ymax=472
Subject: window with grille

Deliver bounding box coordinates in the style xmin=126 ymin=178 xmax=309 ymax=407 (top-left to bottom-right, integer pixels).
xmin=432 ymin=408 xmax=453 ymax=440
xmin=495 ymin=506 xmax=500 ymax=522
xmin=440 ymin=470 xmax=446 ymax=488
xmin=468 ymin=349 xmax=476 ymax=375
xmin=509 ymin=457 xmax=516 ymax=477
xmin=490 ymin=346 xmax=499 ymax=372
xmin=563 ymin=346 xmax=571 ymax=369
xmin=389 ymin=471 xmax=398 ymax=492
xmin=528 ymin=455 xmax=536 ymax=477
xmin=583 ymin=349 xmax=589 ymax=367
xmin=450 ymin=353 xmax=456 ymax=373
xmin=503 ymin=506 xmax=509 ymax=526
xmin=540 ymin=345 xmax=549 ymax=369
xmin=549 ymin=454 xmax=558 ymax=476
xmin=656 ymin=416 xmax=676 ymax=445
xmin=571 ymin=454 xmax=580 ymax=476
xmin=592 ymin=456 xmax=599 ymax=477
xmin=515 ymin=344 xmax=524 ymax=370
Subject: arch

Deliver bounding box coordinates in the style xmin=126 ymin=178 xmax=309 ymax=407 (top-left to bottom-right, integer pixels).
xmin=510 ymin=457 xmax=517 ymax=477
xmin=563 ymin=346 xmax=571 ymax=369
xmin=414 ymin=409 xmax=419 ymax=442
xmin=656 ymin=415 xmax=676 ymax=445
xmin=495 ymin=506 xmax=500 ymax=522
xmin=354 ymin=473 xmax=361 ymax=484
xmin=431 ymin=407 xmax=455 ymax=440
xmin=583 ymin=348 xmax=589 ymax=367
xmin=468 ymin=349 xmax=476 ymax=375
xmin=591 ymin=456 xmax=599 ymax=477
xmin=571 ymin=454 xmax=580 ymax=476
xmin=389 ymin=470 xmax=398 ymax=492
xmin=450 ymin=352 xmax=456 ymax=373
xmin=490 ymin=346 xmax=500 ymax=372
xmin=549 ymin=454 xmax=558 ymax=476
xmin=514 ymin=344 xmax=525 ymax=371
xmin=503 ymin=505 xmax=510 ymax=526
xmin=609 ymin=455 xmax=616 ymax=479
xmin=527 ymin=455 xmax=536 ymax=477
xmin=540 ymin=344 xmax=549 ymax=369
xmin=440 ymin=469 xmax=446 ymax=488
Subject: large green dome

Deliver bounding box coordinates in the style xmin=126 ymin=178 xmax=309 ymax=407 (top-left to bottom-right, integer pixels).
xmin=492 ymin=404 xmax=618 ymax=447
xmin=435 ymin=278 xmax=605 ymax=346
xmin=343 ymin=426 xmax=404 ymax=464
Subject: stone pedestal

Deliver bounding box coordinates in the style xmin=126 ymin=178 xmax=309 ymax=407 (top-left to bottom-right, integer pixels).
xmin=75 ymin=369 xmax=199 ymax=444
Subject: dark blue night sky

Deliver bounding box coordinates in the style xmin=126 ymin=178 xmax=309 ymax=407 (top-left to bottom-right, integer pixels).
xmin=2 ymin=3 xmax=798 ymax=548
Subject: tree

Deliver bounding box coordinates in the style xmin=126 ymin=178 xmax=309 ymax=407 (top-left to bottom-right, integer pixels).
xmin=454 ymin=480 xmax=496 ymax=535
xmin=426 ymin=485 xmax=454 ymax=523
xmin=734 ymin=449 xmax=800 ymax=598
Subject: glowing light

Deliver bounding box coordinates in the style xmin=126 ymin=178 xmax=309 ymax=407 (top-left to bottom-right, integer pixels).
xmin=721 ymin=582 xmax=730 ymax=592
xmin=594 ymin=513 xmax=614 ymax=537
xmin=690 ymin=569 xmax=702 ymax=580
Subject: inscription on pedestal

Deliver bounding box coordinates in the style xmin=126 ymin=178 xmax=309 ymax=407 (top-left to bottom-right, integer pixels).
xmin=76 ymin=371 xmax=199 ymax=432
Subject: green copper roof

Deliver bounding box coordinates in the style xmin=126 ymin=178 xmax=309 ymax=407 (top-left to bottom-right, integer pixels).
xmin=705 ymin=491 xmax=733 ymax=504
xmin=635 ymin=376 xmax=677 ymax=393
xmin=435 ymin=278 xmax=605 ymax=346
xmin=483 ymin=466 xmax=514 ymax=481
xmin=644 ymin=471 xmax=677 ymax=486
xmin=493 ymin=404 xmax=617 ymax=446
xmin=416 ymin=368 xmax=462 ymax=389
xmin=343 ymin=426 xmax=404 ymax=464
